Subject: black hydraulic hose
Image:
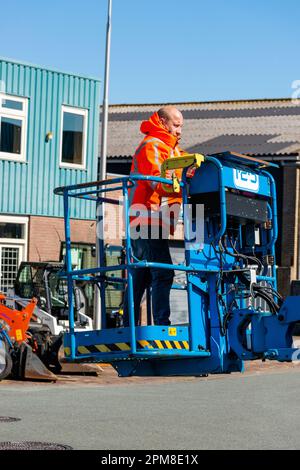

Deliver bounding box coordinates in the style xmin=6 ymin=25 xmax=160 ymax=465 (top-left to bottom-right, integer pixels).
xmin=227 ymin=237 xmax=263 ymax=274
xmin=250 ymin=283 xmax=280 ymax=314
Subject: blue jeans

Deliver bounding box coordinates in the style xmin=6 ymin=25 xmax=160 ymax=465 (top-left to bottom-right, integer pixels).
xmin=123 ymin=238 xmax=174 ymax=326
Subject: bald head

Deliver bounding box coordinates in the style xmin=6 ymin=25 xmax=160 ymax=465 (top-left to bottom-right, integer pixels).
xmin=158 ymin=105 xmax=182 ymax=121
xmin=158 ymin=106 xmax=183 ymax=141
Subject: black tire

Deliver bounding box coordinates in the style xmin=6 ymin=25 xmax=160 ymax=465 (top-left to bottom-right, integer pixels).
xmin=0 ymin=334 xmax=13 ymax=380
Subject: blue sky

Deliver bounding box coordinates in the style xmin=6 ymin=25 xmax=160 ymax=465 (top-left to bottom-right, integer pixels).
xmin=1 ymin=0 xmax=300 ymax=104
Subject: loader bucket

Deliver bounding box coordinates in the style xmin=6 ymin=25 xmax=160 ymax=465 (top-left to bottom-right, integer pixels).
xmin=21 ymin=343 xmax=57 ymax=382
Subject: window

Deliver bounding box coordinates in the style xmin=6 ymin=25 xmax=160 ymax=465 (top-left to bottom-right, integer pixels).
xmin=0 ymin=216 xmax=28 ymax=293
xmin=60 ymin=106 xmax=88 ymax=169
xmin=0 ymin=93 xmax=28 ymax=162
xmin=0 ymin=245 xmax=23 ymax=293
xmin=0 ymin=222 xmax=24 ymax=239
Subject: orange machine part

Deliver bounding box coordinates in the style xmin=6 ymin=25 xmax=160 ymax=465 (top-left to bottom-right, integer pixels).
xmin=0 ymin=295 xmax=37 ymax=343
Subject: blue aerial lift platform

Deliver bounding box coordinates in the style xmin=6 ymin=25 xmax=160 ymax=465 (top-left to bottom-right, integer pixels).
xmin=54 ymin=151 xmax=300 ymax=376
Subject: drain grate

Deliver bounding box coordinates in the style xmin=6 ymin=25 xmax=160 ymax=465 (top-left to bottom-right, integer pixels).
xmin=0 ymin=441 xmax=73 ymax=450
xmin=0 ymin=417 xmax=21 ymax=423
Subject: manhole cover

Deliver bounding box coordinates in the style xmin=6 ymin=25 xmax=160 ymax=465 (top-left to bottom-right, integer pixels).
xmin=0 ymin=417 xmax=21 ymax=423
xmin=0 ymin=441 xmax=73 ymax=450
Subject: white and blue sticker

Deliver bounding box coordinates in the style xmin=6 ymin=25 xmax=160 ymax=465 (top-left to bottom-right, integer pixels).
xmin=233 ymin=169 xmax=259 ymax=192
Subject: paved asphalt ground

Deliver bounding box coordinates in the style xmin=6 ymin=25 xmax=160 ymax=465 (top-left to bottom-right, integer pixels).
xmin=1 ymin=365 xmax=300 ymax=450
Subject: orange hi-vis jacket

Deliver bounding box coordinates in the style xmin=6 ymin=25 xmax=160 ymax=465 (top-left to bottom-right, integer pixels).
xmin=128 ymin=112 xmax=183 ymax=236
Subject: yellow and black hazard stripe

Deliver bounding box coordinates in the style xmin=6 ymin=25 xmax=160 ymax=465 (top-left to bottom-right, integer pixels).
xmin=77 ymin=342 xmax=131 ymax=355
xmin=137 ymin=340 xmax=189 ymax=350
xmin=64 ymin=342 xmax=131 ymax=357
xmin=64 ymin=340 xmax=189 ymax=357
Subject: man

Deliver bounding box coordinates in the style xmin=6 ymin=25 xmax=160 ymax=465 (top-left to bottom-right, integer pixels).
xmin=123 ymin=106 xmax=184 ymax=326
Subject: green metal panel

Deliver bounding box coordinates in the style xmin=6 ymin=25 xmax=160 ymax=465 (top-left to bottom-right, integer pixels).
xmin=0 ymin=58 xmax=100 ymax=219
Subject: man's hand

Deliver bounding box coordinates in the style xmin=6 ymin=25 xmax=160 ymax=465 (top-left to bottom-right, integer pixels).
xmin=161 ymin=167 xmax=180 ymax=193
xmin=163 ymin=170 xmax=180 ymax=193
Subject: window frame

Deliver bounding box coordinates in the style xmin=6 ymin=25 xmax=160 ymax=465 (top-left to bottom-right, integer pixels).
xmin=0 ymin=215 xmax=28 ymax=249
xmin=59 ymin=105 xmax=88 ymax=170
xmin=0 ymin=93 xmax=28 ymax=162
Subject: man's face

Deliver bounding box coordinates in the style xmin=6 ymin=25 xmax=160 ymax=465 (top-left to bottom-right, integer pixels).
xmin=160 ymin=110 xmax=183 ymax=141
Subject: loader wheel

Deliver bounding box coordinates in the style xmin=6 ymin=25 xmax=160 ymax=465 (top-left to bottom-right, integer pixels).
xmin=0 ymin=335 xmax=13 ymax=380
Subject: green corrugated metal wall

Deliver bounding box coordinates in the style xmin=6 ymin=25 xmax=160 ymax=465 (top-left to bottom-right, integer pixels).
xmin=0 ymin=58 xmax=100 ymax=219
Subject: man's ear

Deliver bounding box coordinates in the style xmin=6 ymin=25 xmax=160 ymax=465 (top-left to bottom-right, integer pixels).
xmin=159 ymin=117 xmax=168 ymax=131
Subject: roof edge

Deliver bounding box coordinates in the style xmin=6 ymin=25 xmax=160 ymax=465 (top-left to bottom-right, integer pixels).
xmin=0 ymin=56 xmax=101 ymax=82
xmin=107 ymin=97 xmax=294 ymax=108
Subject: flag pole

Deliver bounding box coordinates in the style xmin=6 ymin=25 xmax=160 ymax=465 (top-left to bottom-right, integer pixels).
xmin=94 ymin=0 xmax=112 ymax=329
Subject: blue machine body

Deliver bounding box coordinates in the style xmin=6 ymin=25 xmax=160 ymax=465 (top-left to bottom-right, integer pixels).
xmin=54 ymin=152 xmax=300 ymax=376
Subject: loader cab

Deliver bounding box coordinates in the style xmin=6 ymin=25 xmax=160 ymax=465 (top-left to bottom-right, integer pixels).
xmin=14 ymin=262 xmax=69 ymax=319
